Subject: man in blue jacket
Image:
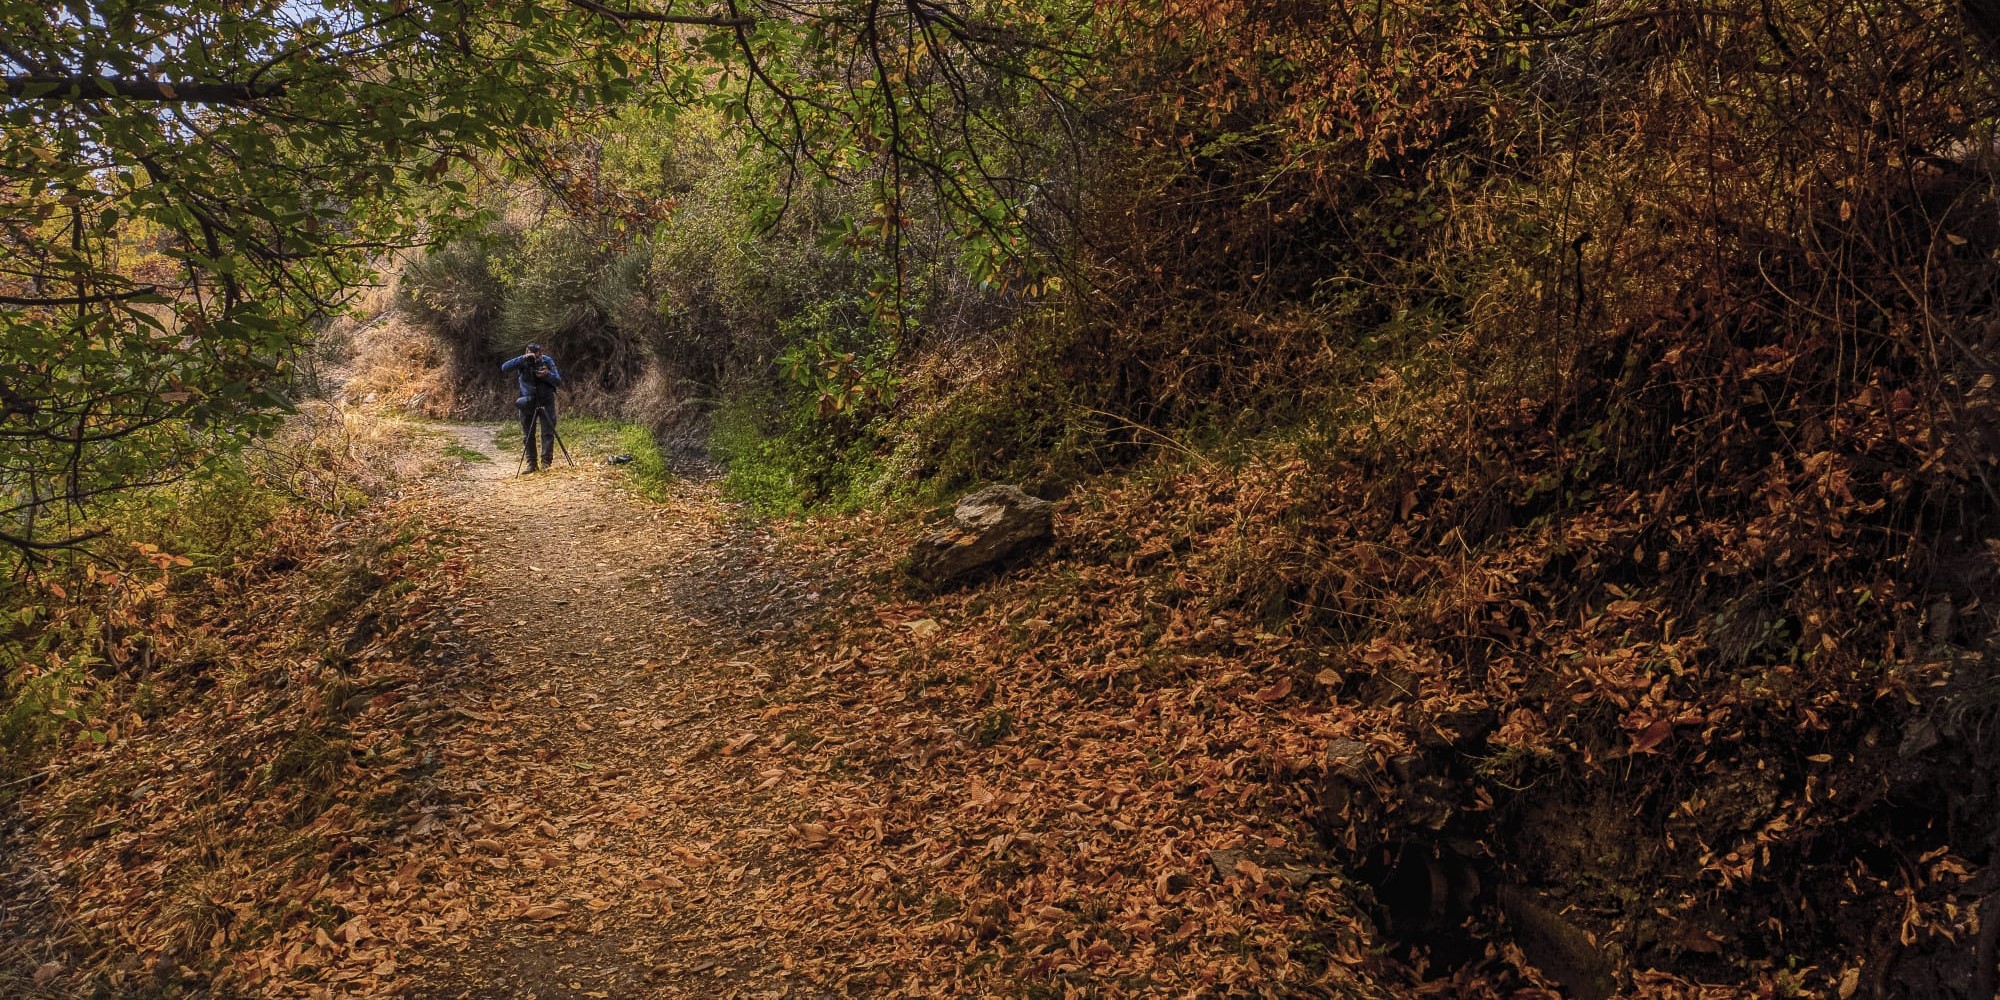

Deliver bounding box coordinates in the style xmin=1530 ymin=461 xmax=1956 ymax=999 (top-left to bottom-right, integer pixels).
xmin=501 ymin=343 xmax=563 ymax=471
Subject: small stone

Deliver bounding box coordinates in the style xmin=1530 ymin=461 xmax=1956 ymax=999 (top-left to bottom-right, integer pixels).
xmin=1325 ymin=739 xmax=1372 ymax=773
xmin=1898 ymin=716 xmax=1941 ymax=758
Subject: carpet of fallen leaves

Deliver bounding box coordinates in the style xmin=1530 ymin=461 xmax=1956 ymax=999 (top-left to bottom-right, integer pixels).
xmin=390 ymin=426 xmax=1374 ymax=998
xmin=0 ymin=482 xmax=484 ymax=995
xmin=10 ymin=374 xmax=1988 ymax=997
xmin=1 ymin=421 xmax=1389 ymax=998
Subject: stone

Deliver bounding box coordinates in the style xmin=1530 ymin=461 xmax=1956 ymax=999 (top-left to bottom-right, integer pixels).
xmin=905 ymin=485 xmax=1054 ymax=584
xmin=1495 ymin=884 xmax=1619 ymax=1000
xmin=1899 ymin=716 xmax=1942 ymax=758
xmin=1206 ymin=849 xmax=1247 ymax=881
xmin=1205 ymin=847 xmax=1330 ymax=888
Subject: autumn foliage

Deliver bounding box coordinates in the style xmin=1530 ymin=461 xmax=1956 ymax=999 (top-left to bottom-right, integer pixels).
xmin=4 ymin=0 xmax=1999 ymax=995
xmin=1014 ymin=0 xmax=2000 ymax=992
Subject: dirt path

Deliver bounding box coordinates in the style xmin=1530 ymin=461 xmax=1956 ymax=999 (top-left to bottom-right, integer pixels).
xmin=401 ymin=425 xmax=829 ymax=999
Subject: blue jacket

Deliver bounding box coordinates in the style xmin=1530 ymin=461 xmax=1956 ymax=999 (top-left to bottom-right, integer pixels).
xmin=501 ymin=353 xmax=564 ymax=401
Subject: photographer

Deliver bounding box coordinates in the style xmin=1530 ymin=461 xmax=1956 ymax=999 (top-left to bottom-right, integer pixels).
xmin=500 ymin=343 xmax=564 ymax=472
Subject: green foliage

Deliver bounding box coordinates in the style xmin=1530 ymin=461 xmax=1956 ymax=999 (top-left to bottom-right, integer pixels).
xmin=442 ymin=442 xmax=491 ymax=464
xmin=4 ymin=0 xmax=1093 ymax=557
xmin=600 ymin=421 xmax=675 ymax=502
xmin=0 ymin=0 xmax=690 ymax=552
xmin=495 ymin=220 xmax=619 ymax=353
xmin=397 ymin=223 xmax=514 ymax=341
xmin=777 ymin=299 xmax=899 ymax=418
xmin=711 ymin=388 xmax=885 ymax=516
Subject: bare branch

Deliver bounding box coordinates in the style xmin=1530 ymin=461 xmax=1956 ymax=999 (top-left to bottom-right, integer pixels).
xmin=0 ymin=527 xmax=107 ymax=556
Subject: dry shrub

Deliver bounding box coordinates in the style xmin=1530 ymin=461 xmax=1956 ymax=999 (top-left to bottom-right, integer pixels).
xmin=616 ymin=360 xmax=711 ymax=462
xmin=1029 ymin=0 xmax=2000 ymax=991
xmin=244 ymin=404 xmax=448 ymax=514
xmin=330 ymin=315 xmax=464 ymax=420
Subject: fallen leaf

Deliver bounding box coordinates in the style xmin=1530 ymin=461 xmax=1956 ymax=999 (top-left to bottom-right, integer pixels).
xmin=1252 ymin=677 xmax=1294 ymax=703
xmin=1631 ymin=719 xmax=1675 ymax=754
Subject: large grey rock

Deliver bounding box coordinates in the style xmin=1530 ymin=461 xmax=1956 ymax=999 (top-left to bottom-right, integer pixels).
xmin=906 ymin=485 xmax=1053 ymax=584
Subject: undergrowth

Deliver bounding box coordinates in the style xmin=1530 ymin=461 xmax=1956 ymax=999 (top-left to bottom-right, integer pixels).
xmin=710 ymin=388 xmax=886 ymax=516
xmin=492 ymin=415 xmax=674 ymax=501
xmin=0 ymin=407 xmax=438 ymax=777
xmin=0 ymin=406 xmax=477 ymax=995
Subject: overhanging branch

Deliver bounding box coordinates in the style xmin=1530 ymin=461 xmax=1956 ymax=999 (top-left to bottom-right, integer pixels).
xmin=0 ymin=286 xmax=158 ymax=307
xmin=2 ymin=75 xmax=286 ymax=104
xmin=561 ymin=0 xmax=753 ymax=27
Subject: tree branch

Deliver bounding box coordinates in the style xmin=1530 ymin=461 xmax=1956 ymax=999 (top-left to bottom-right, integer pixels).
xmin=0 ymin=527 xmax=106 ymax=556
xmin=0 ymin=286 xmax=158 ymax=307
xmin=561 ymin=0 xmax=753 ymax=27
xmin=2 ymin=75 xmax=286 ymax=104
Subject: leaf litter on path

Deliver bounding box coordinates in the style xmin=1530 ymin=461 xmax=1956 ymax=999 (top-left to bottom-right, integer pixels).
xmin=3 ymin=424 xmax=1368 ymax=998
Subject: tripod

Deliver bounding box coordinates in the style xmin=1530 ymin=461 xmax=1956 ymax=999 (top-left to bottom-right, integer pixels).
xmin=515 ymin=404 xmax=575 ymax=473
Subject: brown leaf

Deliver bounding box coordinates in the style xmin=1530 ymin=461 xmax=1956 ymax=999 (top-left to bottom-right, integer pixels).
xmin=1631 ymin=719 xmax=1675 ymax=754
xmin=1252 ymin=677 xmax=1294 ymax=703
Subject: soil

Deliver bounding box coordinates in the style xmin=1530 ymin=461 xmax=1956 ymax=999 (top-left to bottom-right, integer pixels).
xmin=400 ymin=425 xmax=833 ymax=998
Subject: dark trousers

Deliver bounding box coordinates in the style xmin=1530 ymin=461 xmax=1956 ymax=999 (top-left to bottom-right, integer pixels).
xmin=518 ymin=396 xmax=556 ymax=466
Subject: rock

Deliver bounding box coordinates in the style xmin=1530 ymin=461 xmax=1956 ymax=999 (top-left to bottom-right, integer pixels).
xmin=1899 ymin=716 xmax=1942 ymax=758
xmin=1495 ymin=884 xmax=1619 ymax=1000
xmin=1206 ymin=847 xmax=1330 ymax=888
xmin=905 ymin=485 xmax=1053 ymax=584
xmin=1207 ymin=849 xmax=1247 ymax=881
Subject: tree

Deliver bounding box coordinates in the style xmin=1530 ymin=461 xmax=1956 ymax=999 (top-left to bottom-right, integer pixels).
xmin=0 ymin=0 xmax=1092 ymax=561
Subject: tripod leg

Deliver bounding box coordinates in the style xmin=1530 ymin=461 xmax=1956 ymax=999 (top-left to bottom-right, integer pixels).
xmin=554 ymin=425 xmax=575 ymax=467
xmin=540 ymin=406 xmax=575 ymax=467
xmin=515 ymin=407 xmax=531 ymax=474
